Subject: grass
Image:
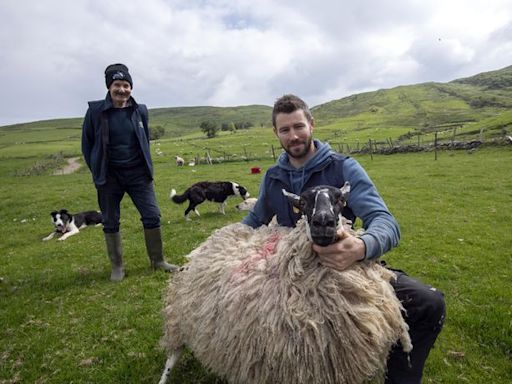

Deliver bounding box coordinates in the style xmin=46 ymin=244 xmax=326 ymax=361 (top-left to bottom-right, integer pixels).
xmin=1 ymin=143 xmax=511 ymax=383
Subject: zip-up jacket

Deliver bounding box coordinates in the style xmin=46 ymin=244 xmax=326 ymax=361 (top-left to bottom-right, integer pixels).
xmin=242 ymin=140 xmax=400 ymax=260
xmin=81 ymin=93 xmax=153 ymax=186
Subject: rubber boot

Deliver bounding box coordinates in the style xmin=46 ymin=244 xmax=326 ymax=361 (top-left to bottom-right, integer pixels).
xmin=144 ymin=227 xmax=179 ymax=272
xmin=105 ymin=232 xmax=125 ymax=282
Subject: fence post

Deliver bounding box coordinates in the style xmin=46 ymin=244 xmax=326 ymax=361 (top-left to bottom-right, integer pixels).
xmin=369 ymin=139 xmax=373 ymax=160
xmin=271 ymin=145 xmax=276 ymax=161
xmin=434 ymin=132 xmax=438 ymax=161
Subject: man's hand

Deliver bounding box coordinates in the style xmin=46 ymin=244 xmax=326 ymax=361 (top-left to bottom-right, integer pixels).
xmin=312 ymin=229 xmax=366 ymax=271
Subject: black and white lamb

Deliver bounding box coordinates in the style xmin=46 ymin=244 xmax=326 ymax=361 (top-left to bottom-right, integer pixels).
xmin=160 ymin=182 xmax=412 ymax=384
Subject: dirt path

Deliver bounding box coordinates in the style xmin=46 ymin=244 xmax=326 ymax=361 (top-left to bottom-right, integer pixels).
xmin=53 ymin=157 xmax=82 ymax=175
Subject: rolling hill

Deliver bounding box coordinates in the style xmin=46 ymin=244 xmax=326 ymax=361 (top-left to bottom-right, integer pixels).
xmin=1 ymin=65 xmax=511 ymax=144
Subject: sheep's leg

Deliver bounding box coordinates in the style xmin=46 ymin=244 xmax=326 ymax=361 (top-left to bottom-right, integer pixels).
xmin=158 ymin=348 xmax=183 ymax=384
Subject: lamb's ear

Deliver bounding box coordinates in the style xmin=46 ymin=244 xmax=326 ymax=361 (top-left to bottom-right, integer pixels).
xmin=282 ymin=189 xmax=302 ymax=211
xmin=340 ymin=181 xmax=351 ymax=203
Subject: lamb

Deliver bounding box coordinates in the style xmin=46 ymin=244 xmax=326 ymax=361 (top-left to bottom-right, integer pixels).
xmin=175 ymin=156 xmax=185 ymax=166
xmin=160 ymin=182 xmax=412 ymax=384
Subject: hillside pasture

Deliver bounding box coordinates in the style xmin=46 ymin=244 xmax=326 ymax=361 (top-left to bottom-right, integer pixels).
xmin=0 ymin=133 xmax=511 ymax=383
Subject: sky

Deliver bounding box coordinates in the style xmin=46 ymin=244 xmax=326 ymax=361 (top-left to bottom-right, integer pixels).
xmin=1 ymin=0 xmax=512 ymax=126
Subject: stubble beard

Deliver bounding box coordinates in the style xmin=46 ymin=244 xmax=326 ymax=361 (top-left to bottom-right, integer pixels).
xmin=283 ymin=136 xmax=313 ymax=160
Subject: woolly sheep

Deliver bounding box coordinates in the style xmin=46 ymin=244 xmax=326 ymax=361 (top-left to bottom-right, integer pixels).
xmin=160 ymin=183 xmax=412 ymax=384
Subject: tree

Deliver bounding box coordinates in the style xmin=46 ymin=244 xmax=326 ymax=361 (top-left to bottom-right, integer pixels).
xmin=200 ymin=121 xmax=218 ymax=138
xmin=149 ymin=125 xmax=165 ymax=140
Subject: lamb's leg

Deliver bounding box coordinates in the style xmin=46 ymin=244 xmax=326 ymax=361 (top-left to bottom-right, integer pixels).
xmin=158 ymin=348 xmax=183 ymax=384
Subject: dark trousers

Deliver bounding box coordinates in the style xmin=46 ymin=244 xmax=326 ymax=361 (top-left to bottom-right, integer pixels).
xmin=97 ymin=166 xmax=161 ymax=233
xmin=385 ymin=269 xmax=446 ymax=384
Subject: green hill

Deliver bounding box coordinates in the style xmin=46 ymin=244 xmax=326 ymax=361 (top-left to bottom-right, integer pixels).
xmin=312 ymin=65 xmax=512 ymax=142
xmin=1 ymin=65 xmax=512 ymax=149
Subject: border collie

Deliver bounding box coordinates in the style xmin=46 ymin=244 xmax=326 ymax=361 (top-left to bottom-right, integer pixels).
xmin=42 ymin=209 xmax=103 ymax=241
xmin=170 ymin=181 xmax=249 ymax=220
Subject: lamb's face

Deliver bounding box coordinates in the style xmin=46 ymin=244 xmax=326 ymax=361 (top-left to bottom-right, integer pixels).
xmin=283 ymin=182 xmax=350 ymax=246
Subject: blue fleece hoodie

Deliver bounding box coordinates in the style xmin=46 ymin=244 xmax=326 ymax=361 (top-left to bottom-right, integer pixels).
xmin=242 ymin=140 xmax=400 ymax=260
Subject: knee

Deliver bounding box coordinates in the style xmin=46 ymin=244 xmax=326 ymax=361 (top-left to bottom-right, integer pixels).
xmin=142 ymin=216 xmax=160 ymax=229
xmin=416 ymin=287 xmax=446 ymax=330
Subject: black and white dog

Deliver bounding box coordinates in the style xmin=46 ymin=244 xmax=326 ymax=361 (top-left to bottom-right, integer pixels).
xmin=42 ymin=209 xmax=103 ymax=241
xmin=170 ymin=181 xmax=250 ymax=220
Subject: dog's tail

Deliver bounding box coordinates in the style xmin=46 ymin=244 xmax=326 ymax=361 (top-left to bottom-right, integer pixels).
xmin=169 ymin=189 xmax=188 ymax=204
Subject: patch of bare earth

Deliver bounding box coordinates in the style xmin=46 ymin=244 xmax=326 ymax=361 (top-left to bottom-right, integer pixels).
xmin=53 ymin=157 xmax=82 ymax=175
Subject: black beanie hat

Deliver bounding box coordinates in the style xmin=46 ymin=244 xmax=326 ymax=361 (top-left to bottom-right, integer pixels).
xmin=105 ymin=63 xmax=133 ymax=89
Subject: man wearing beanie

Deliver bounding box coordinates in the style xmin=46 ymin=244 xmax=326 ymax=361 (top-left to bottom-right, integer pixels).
xmin=82 ymin=63 xmax=178 ymax=281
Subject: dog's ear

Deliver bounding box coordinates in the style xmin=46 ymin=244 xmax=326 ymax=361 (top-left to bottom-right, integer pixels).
xmin=60 ymin=209 xmax=68 ymax=214
xmin=51 ymin=211 xmax=57 ymax=217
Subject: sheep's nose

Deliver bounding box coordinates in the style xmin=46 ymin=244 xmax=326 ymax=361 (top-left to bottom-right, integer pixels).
xmin=312 ymin=215 xmax=336 ymax=229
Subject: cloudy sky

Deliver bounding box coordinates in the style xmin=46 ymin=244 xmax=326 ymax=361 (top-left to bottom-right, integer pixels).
xmin=1 ymin=0 xmax=511 ymax=126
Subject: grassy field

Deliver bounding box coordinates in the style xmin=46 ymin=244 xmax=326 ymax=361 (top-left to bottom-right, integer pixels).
xmin=1 ymin=131 xmax=511 ymax=383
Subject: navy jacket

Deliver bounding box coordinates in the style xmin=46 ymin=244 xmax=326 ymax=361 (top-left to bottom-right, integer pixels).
xmin=81 ymin=93 xmax=153 ymax=186
xmin=242 ymin=140 xmax=400 ymax=260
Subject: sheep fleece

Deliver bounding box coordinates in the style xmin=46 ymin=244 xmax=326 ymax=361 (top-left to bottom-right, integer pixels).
xmin=162 ymin=220 xmax=412 ymax=384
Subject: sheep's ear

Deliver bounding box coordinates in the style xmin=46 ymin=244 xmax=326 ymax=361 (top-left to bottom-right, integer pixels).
xmin=340 ymin=181 xmax=351 ymax=203
xmin=282 ymin=189 xmax=302 ymax=212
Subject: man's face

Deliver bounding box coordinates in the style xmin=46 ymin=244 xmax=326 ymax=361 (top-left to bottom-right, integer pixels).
xmin=274 ymin=109 xmax=315 ymax=164
xmin=109 ymin=80 xmax=132 ymax=107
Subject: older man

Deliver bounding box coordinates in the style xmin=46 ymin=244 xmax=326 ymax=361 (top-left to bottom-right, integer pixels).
xmin=82 ymin=63 xmax=177 ymax=281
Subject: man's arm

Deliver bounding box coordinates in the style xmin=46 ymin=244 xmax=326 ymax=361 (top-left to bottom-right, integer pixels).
xmin=343 ymin=157 xmax=400 ymax=260
xmin=242 ymin=174 xmax=274 ymax=228
xmin=314 ymin=157 xmax=400 ymax=270
xmin=81 ymin=108 xmax=94 ymax=170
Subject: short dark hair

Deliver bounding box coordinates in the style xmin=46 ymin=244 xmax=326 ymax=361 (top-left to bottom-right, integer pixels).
xmin=272 ymin=94 xmax=313 ymax=128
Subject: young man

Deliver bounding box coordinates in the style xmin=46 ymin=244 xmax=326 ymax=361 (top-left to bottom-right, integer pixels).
xmin=82 ymin=63 xmax=178 ymax=282
xmin=243 ymin=94 xmax=445 ymax=383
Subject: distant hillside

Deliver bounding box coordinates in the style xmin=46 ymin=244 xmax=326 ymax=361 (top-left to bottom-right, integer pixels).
xmin=149 ymin=105 xmax=272 ymax=137
xmin=2 ymin=65 xmax=511 ymax=144
xmin=0 ymin=105 xmax=272 ymax=139
xmin=312 ymin=65 xmax=512 ymax=141
xmin=451 ymin=65 xmax=512 ymax=89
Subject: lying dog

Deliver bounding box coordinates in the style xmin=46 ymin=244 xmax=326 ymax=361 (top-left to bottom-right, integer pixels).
xmin=42 ymin=209 xmax=103 ymax=241
xmin=170 ymin=181 xmax=249 ymax=220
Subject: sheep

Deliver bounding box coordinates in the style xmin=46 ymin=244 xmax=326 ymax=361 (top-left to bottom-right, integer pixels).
xmin=160 ymin=182 xmax=411 ymax=384
xmin=175 ymin=156 xmax=185 ymax=166
xmin=235 ymin=197 xmax=258 ymax=211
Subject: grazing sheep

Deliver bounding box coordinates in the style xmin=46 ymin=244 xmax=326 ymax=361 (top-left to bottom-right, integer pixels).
xmin=160 ymin=183 xmax=411 ymax=384
xmin=175 ymin=156 xmax=185 ymax=166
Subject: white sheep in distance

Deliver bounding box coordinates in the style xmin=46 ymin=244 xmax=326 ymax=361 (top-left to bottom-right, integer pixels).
xmin=160 ymin=182 xmax=412 ymax=384
xmin=175 ymin=156 xmax=185 ymax=166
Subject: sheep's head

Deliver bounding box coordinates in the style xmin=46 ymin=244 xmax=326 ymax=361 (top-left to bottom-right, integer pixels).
xmin=283 ymin=182 xmax=351 ymax=246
